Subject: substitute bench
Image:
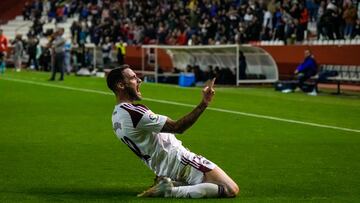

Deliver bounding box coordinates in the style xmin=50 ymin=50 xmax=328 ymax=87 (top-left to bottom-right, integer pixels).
xmin=315 ymin=65 xmax=360 ymax=94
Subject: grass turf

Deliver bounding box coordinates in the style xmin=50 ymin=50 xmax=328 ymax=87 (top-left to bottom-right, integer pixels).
xmin=0 ymin=71 xmax=359 ymax=202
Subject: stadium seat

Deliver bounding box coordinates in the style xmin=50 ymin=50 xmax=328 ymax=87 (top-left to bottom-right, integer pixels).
xmin=338 ymin=39 xmax=346 ymax=45
xmin=313 ymin=40 xmax=320 ymax=45
xmin=318 ymin=40 xmax=325 ymax=45
xmin=348 ymin=65 xmax=357 ymax=79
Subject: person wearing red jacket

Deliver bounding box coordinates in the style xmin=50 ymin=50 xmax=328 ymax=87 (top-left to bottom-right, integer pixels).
xmin=0 ymin=29 xmax=8 ymax=74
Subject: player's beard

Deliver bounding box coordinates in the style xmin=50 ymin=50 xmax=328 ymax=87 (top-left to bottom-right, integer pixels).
xmin=125 ymin=85 xmax=141 ymax=101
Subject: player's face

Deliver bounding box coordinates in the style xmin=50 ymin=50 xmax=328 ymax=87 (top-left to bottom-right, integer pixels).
xmin=122 ymin=68 xmax=142 ymax=101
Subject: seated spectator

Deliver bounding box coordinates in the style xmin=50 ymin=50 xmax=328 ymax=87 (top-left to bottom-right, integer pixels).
xmin=294 ymin=49 xmax=318 ymax=92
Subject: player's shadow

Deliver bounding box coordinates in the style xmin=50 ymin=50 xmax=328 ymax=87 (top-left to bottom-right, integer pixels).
xmin=26 ymin=186 xmax=138 ymax=200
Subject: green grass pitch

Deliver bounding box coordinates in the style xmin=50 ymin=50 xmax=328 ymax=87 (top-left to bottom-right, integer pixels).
xmin=0 ymin=71 xmax=359 ymax=202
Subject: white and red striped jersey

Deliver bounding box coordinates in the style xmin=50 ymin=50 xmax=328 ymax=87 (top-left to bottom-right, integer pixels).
xmin=111 ymin=102 xmax=190 ymax=179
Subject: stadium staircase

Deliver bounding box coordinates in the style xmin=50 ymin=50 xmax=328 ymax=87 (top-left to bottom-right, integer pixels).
xmin=1 ymin=15 xmax=76 ymax=44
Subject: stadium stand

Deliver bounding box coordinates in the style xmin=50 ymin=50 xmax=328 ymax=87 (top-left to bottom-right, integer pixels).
xmin=1 ymin=0 xmax=358 ymax=44
xmin=0 ymin=0 xmax=359 ymax=92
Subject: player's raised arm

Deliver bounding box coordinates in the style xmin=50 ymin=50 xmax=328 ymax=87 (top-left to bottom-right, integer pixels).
xmin=161 ymin=78 xmax=216 ymax=134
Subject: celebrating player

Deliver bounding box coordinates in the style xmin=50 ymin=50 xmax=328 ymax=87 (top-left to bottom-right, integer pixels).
xmin=107 ymin=64 xmax=239 ymax=198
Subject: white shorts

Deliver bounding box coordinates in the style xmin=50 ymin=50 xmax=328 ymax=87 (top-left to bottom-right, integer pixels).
xmin=176 ymin=152 xmax=217 ymax=185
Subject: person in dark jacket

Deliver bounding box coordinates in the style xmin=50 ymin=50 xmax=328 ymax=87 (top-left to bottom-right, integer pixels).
xmin=26 ymin=35 xmax=39 ymax=70
xmin=238 ymin=51 xmax=247 ymax=79
xmin=294 ymin=49 xmax=318 ymax=92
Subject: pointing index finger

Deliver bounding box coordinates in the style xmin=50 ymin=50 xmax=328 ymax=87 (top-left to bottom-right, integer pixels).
xmin=210 ymin=77 xmax=216 ymax=88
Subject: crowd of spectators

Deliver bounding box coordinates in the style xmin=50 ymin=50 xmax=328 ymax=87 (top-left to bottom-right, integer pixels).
xmin=22 ymin=0 xmax=360 ymax=47
xmin=8 ymin=0 xmax=360 ymax=82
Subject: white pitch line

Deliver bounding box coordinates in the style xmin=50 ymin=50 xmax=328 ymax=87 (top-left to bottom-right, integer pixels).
xmin=1 ymin=77 xmax=359 ymax=133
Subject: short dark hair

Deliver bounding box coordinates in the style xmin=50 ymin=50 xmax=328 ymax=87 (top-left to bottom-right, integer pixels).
xmin=106 ymin=64 xmax=130 ymax=94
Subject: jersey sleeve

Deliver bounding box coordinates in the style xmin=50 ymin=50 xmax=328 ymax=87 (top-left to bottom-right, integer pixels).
xmin=137 ymin=110 xmax=167 ymax=133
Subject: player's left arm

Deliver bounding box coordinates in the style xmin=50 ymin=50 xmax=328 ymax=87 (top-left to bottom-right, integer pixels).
xmin=161 ymin=78 xmax=216 ymax=134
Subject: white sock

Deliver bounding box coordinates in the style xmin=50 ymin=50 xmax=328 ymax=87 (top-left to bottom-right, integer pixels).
xmin=167 ymin=183 xmax=221 ymax=198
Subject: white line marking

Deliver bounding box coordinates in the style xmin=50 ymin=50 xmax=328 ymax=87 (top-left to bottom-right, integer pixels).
xmin=1 ymin=77 xmax=359 ymax=133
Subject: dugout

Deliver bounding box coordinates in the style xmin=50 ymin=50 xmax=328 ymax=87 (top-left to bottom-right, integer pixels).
xmin=141 ymin=45 xmax=279 ymax=85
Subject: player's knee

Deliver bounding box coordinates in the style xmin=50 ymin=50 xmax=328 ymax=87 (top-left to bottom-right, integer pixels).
xmin=226 ymin=184 xmax=239 ymax=197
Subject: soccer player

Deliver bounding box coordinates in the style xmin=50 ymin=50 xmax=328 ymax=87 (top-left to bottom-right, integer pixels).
xmin=107 ymin=65 xmax=239 ymax=198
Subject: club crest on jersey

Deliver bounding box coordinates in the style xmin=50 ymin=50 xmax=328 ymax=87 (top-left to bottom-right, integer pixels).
xmin=149 ymin=114 xmax=158 ymax=121
xmin=113 ymin=122 xmax=122 ymax=131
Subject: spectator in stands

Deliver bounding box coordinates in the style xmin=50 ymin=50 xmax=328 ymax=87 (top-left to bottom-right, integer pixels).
xmin=273 ymin=6 xmax=286 ymax=41
xmin=32 ymin=17 xmax=44 ymax=36
xmin=22 ymin=1 xmax=32 ymax=20
xmin=316 ymin=1 xmax=326 ymax=39
xmin=32 ymin=0 xmax=43 ymax=14
xmin=306 ymin=0 xmax=318 ymax=22
xmin=157 ymin=22 xmax=167 ymax=45
xmin=49 ymin=28 xmax=65 ymax=81
xmin=298 ymin=3 xmax=309 ymax=41
xmin=319 ymin=2 xmax=342 ymax=40
xmin=47 ymin=0 xmax=57 ymax=23
xmin=261 ymin=7 xmax=273 ymax=41
xmin=353 ymin=19 xmax=360 ymax=38
xmin=294 ymin=49 xmax=318 ymax=92
xmin=175 ymin=29 xmax=186 ymax=45
xmin=13 ymin=34 xmax=24 ymax=72
xmin=30 ymin=0 xmax=43 ymax=20
xmin=0 ymin=29 xmax=8 ymax=74
xmin=343 ymin=2 xmax=357 ymax=39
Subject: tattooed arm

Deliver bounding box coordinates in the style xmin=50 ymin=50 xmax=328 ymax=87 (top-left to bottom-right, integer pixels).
xmin=161 ymin=78 xmax=216 ymax=134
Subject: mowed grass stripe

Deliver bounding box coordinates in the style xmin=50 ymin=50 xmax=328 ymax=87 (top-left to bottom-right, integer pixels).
xmin=1 ymin=76 xmax=359 ymax=134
